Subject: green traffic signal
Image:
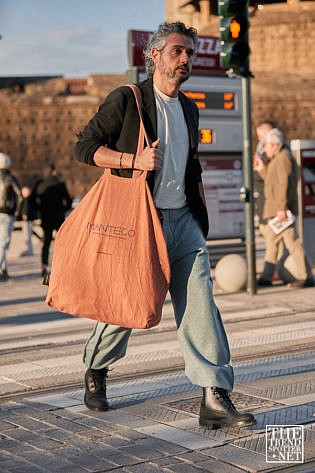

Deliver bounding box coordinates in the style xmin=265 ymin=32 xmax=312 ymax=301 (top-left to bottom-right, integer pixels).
xmin=218 ymin=0 xmax=251 ymax=77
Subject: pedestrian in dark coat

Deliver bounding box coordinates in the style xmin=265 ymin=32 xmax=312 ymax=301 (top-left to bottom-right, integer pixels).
xmin=31 ymin=164 xmax=72 ymax=276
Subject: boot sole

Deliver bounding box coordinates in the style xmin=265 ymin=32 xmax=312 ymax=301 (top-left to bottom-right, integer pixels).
xmin=84 ymin=403 xmax=109 ymax=412
xmin=199 ymin=419 xmax=222 ymax=430
xmin=84 ymin=395 xmax=109 ymax=412
xmin=199 ymin=417 xmax=256 ymax=430
xmin=199 ymin=405 xmax=257 ymax=429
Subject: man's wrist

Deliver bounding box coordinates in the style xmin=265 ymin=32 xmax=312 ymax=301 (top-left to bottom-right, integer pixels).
xmin=120 ymin=152 xmax=134 ymax=169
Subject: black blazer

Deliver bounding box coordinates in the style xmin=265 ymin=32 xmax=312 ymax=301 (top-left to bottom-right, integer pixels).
xmin=75 ymin=78 xmax=209 ymax=237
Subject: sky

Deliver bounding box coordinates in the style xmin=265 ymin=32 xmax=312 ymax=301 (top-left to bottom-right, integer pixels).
xmin=0 ymin=0 xmax=165 ymax=77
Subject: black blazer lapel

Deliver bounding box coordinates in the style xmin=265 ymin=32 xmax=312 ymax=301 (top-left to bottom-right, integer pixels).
xmin=139 ymin=79 xmax=157 ymax=144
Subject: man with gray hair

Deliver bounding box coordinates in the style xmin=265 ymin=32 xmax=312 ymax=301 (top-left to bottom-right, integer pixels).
xmin=254 ymin=128 xmax=311 ymax=287
xmin=75 ymin=21 xmax=256 ymax=429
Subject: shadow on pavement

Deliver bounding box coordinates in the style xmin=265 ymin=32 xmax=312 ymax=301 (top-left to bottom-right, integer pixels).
xmin=0 ymin=296 xmax=44 ymax=307
xmin=0 ymin=311 xmax=73 ymax=325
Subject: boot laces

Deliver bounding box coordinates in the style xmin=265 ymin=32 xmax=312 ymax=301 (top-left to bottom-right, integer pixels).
xmin=211 ymin=387 xmax=236 ymax=410
xmin=88 ymin=369 xmax=108 ymax=391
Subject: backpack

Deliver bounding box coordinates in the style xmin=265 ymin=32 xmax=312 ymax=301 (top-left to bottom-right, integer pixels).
xmin=0 ymin=172 xmax=20 ymax=214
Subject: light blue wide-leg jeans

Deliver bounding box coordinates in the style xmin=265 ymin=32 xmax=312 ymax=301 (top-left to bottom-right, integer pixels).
xmin=0 ymin=213 xmax=15 ymax=272
xmin=83 ymin=206 xmax=234 ymax=391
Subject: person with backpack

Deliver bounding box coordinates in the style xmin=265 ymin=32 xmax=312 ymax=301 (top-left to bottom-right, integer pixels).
xmin=0 ymin=153 xmax=22 ymax=281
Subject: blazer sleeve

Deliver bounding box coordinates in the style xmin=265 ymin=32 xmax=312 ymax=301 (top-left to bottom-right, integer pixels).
xmin=74 ymin=87 xmax=130 ymax=166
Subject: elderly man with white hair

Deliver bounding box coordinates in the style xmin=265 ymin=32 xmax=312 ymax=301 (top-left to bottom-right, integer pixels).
xmin=254 ymin=128 xmax=312 ymax=287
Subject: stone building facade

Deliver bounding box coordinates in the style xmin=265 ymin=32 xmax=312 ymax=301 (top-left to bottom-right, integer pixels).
xmin=0 ymin=75 xmax=125 ymax=197
xmin=0 ymin=0 xmax=314 ymax=198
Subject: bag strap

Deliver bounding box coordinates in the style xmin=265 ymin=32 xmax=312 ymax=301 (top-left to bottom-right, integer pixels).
xmin=104 ymin=85 xmax=151 ymax=180
xmin=128 ymin=84 xmax=152 ymax=150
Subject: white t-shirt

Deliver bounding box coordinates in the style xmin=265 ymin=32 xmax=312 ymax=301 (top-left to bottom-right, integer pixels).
xmin=153 ymin=85 xmax=189 ymax=209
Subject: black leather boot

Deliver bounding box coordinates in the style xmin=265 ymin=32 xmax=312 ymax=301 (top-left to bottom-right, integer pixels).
xmin=199 ymin=387 xmax=256 ymax=429
xmin=257 ymin=262 xmax=276 ymax=287
xmin=84 ymin=368 xmax=109 ymax=411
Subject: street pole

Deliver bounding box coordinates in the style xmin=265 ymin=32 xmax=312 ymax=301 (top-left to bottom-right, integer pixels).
xmin=218 ymin=1 xmax=256 ymax=294
xmin=241 ymin=75 xmax=256 ymax=295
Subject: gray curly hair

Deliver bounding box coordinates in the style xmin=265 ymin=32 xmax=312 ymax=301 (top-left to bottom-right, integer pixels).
xmin=144 ymin=22 xmax=198 ymax=77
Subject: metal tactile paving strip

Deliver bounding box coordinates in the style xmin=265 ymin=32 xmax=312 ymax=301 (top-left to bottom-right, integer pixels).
xmin=235 ymin=366 xmax=315 ymax=385
xmin=123 ymin=392 xmax=286 ymax=444
xmin=28 ymin=358 xmax=314 ymax=418
xmin=229 ymin=324 xmax=315 ymax=348
xmin=247 ymin=404 xmax=315 ymax=431
xmin=163 ymin=392 xmax=282 ymax=416
xmin=29 ymin=375 xmax=199 ymax=409
xmin=264 ymin=380 xmax=315 ymax=400
xmin=241 ymin=375 xmax=315 ymax=401
xmin=138 ymin=394 xmax=315 ymax=443
xmin=122 ymin=392 xmax=281 ymax=440
xmin=109 ymin=383 xmax=198 ymax=408
xmin=126 ymin=395 xmax=257 ymax=443
xmin=11 ymin=349 xmax=314 ymax=396
xmin=7 ymin=348 xmax=314 ymax=385
xmin=236 ymin=351 xmax=315 ymax=368
xmin=234 ymin=350 xmax=315 ymax=384
xmin=114 ymin=349 xmax=182 ymax=366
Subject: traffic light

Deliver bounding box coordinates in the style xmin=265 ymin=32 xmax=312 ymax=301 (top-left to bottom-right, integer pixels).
xmin=218 ymin=0 xmax=250 ymax=77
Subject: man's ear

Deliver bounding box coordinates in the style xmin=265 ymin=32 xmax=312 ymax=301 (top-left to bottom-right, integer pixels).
xmin=151 ymin=48 xmax=159 ymax=63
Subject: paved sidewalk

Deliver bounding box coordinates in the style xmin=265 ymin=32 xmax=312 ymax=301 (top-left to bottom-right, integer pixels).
xmin=0 ymin=228 xmax=314 ymax=472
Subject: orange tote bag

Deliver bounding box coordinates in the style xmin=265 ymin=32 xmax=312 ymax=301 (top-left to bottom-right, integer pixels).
xmin=45 ymin=86 xmax=170 ymax=329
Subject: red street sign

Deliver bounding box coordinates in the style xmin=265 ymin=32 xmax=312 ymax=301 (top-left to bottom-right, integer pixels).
xmin=128 ymin=30 xmax=223 ymax=72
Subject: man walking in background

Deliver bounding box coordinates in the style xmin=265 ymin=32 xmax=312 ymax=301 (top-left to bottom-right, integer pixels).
xmin=254 ymin=128 xmax=312 ymax=287
xmin=31 ymin=164 xmax=72 ymax=277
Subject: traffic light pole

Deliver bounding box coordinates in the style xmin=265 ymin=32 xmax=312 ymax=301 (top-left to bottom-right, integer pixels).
xmin=241 ymin=76 xmax=257 ymax=295
xmin=218 ymin=0 xmax=256 ymax=294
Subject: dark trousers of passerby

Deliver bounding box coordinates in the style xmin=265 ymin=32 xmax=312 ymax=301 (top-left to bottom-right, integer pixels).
xmin=41 ymin=221 xmax=63 ymax=275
